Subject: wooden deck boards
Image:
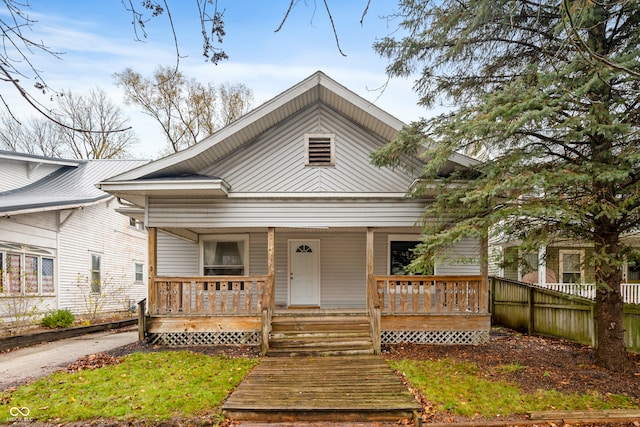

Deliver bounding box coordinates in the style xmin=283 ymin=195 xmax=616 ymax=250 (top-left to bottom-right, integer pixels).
xmin=223 ymin=355 xmax=422 ymax=422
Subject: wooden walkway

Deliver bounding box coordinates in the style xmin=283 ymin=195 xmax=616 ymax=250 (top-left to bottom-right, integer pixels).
xmin=222 ymin=355 xmax=422 ymax=422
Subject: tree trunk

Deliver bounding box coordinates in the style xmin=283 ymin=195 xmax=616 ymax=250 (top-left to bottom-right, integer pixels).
xmin=593 ymin=239 xmax=627 ymax=371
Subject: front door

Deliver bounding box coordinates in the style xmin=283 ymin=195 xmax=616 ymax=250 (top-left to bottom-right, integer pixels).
xmin=289 ymin=240 xmax=320 ymax=306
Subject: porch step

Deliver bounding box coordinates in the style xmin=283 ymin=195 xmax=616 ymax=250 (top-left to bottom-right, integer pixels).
xmin=222 ymin=355 xmax=422 ymax=422
xmin=267 ymin=313 xmax=374 ymax=357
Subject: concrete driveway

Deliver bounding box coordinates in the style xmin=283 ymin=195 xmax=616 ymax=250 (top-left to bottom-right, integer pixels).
xmin=0 ymin=329 xmax=138 ymax=390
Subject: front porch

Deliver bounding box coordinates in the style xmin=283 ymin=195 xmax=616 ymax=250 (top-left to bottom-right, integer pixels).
xmin=141 ymin=227 xmax=491 ymax=352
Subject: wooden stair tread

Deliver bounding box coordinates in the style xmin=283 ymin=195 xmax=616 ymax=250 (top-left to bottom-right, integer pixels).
xmin=266 ymin=313 xmax=375 ymax=357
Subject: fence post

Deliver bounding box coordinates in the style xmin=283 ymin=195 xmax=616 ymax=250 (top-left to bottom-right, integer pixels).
xmin=137 ymin=298 xmax=146 ymax=341
xmin=528 ymin=285 xmax=535 ymax=335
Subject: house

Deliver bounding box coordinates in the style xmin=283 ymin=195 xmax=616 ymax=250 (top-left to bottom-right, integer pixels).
xmin=98 ymin=71 xmax=491 ymax=353
xmin=0 ymin=151 xmax=149 ymax=327
xmin=490 ymin=239 xmax=640 ymax=304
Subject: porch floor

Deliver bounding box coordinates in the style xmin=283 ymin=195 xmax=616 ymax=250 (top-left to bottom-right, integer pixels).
xmin=222 ymin=355 xmax=422 ymax=422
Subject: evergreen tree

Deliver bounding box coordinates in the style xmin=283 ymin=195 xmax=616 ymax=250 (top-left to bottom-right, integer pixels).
xmin=372 ymin=0 xmax=640 ymax=371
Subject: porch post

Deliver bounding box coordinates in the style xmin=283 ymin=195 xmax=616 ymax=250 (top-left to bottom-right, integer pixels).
xmin=267 ymin=226 xmax=276 ymax=309
xmin=261 ymin=227 xmax=276 ymax=355
xmin=147 ymin=226 xmax=157 ymax=316
xmin=537 ymin=246 xmax=547 ymax=286
xmin=366 ymin=227 xmax=381 ymax=354
xmin=480 ymin=231 xmax=489 ymax=313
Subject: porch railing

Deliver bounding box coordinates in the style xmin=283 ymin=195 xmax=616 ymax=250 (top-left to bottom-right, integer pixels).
xmin=533 ymin=282 xmax=640 ymax=304
xmin=372 ymin=275 xmax=488 ymax=314
xmin=151 ymin=276 xmax=268 ymax=315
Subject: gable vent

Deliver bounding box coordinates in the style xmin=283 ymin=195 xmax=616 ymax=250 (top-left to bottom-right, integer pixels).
xmin=305 ymin=133 xmax=335 ymax=166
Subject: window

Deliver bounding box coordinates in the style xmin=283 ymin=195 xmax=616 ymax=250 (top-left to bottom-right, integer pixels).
xmin=0 ymin=243 xmax=55 ymax=294
xmin=202 ymin=235 xmax=249 ymax=276
xmin=90 ymin=254 xmax=101 ymax=293
xmin=129 ymin=217 xmax=145 ymax=231
xmin=559 ymin=250 xmax=584 ymax=283
xmin=305 ymin=133 xmax=335 ymax=166
xmin=7 ymin=253 xmax=21 ymax=293
xmin=521 ymin=252 xmax=539 ymax=276
xmin=134 ymin=262 xmax=144 ymax=282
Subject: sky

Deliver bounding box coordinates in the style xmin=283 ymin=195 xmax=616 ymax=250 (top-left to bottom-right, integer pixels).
xmin=3 ymin=1 xmax=432 ymax=159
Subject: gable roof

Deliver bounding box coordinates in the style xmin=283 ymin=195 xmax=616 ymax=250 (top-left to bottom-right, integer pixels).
xmin=98 ymin=71 xmax=478 ymax=205
xmin=0 ymin=153 xmax=148 ymax=216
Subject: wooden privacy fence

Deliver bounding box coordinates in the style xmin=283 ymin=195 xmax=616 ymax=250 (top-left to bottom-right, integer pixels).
xmin=373 ymin=275 xmax=488 ymax=314
xmin=152 ymin=276 xmax=267 ymax=315
xmin=490 ymin=277 xmax=640 ymax=353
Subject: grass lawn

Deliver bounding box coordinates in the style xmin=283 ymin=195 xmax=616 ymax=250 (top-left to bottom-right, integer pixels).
xmin=390 ymin=358 xmax=638 ymax=419
xmin=0 ymin=351 xmax=258 ymax=424
xmin=1 ymin=351 xmax=637 ymax=425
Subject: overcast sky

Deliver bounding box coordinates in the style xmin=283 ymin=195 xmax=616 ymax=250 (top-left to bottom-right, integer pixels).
xmin=4 ymin=1 xmax=431 ymax=159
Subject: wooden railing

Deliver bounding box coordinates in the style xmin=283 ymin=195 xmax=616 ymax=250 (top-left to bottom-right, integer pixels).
xmin=372 ymin=275 xmax=488 ymax=314
xmin=151 ymin=276 xmax=268 ymax=315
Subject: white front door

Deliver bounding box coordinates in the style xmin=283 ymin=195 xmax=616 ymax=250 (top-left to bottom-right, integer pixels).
xmin=289 ymin=240 xmax=320 ymax=306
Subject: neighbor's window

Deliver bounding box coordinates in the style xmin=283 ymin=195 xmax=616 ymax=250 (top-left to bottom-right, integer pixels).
xmin=134 ymin=262 xmax=144 ymax=283
xmin=0 ymin=244 xmax=56 ymax=294
xmin=625 ymin=254 xmax=640 ymax=282
xmin=7 ymin=253 xmax=21 ymax=293
xmin=559 ymin=250 xmax=584 ymax=283
xmin=90 ymin=254 xmax=101 ymax=293
xmin=129 ymin=217 xmax=145 ymax=231
xmin=202 ymin=235 xmax=249 ymax=276
xmin=305 ymin=133 xmax=335 ymax=166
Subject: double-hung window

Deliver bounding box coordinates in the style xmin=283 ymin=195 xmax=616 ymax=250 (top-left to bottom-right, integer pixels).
xmin=134 ymin=262 xmax=144 ymax=283
xmin=90 ymin=254 xmax=101 ymax=293
xmin=559 ymin=250 xmax=584 ymax=283
xmin=0 ymin=243 xmax=55 ymax=294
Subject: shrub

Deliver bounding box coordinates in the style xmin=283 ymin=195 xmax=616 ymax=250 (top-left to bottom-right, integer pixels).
xmin=41 ymin=309 xmax=75 ymax=329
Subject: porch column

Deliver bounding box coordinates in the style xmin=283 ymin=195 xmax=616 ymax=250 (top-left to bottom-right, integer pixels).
xmin=267 ymin=227 xmax=275 ymax=309
xmin=366 ymin=227 xmax=381 ymax=354
xmin=261 ymin=227 xmax=276 ymax=356
xmin=537 ymin=246 xmax=547 ymax=286
xmin=147 ymin=226 xmax=157 ymax=315
xmin=480 ymin=232 xmax=489 ymax=313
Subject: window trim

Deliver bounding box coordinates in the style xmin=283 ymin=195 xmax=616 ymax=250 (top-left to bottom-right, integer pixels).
xmin=200 ymin=234 xmax=250 ymax=276
xmin=305 ymin=133 xmax=335 ymax=166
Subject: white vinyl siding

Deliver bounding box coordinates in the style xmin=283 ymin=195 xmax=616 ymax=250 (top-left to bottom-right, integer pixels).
xmin=202 ymin=104 xmax=417 ymax=193
xmin=157 ymin=231 xmax=199 ymax=276
xmin=0 ymin=160 xmax=63 ymax=192
xmin=57 ymin=201 xmax=147 ymax=314
xmin=147 ymin=199 xmax=427 ymax=229
xmin=434 ymin=238 xmax=482 ymax=275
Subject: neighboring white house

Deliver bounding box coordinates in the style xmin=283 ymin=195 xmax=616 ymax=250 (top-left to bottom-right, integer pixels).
xmin=490 ymin=237 xmax=640 ymax=304
xmin=0 ymin=151 xmax=149 ymax=325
